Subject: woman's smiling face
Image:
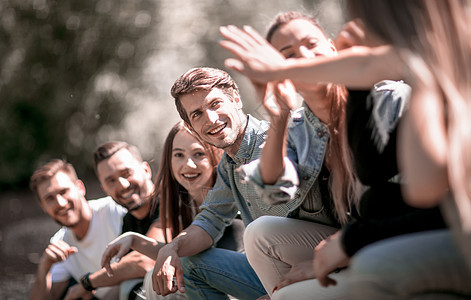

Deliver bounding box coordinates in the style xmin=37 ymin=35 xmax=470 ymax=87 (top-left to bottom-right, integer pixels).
xmin=270 ymin=18 xmax=337 ymax=60
xmin=171 ymin=129 xmax=214 ymax=196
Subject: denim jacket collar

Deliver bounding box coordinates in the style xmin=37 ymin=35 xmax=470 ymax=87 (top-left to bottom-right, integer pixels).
xmin=229 ymin=115 xmax=267 ymax=166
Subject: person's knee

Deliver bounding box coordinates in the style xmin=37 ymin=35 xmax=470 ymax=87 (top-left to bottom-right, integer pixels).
xmin=244 ymin=216 xmax=285 ymax=267
xmin=244 ymin=216 xmax=280 ymax=245
xmin=347 ymin=246 xmax=398 ymax=299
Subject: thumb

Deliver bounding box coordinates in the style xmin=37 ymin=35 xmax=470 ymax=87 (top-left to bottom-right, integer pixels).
xmin=68 ymin=247 xmax=78 ymax=254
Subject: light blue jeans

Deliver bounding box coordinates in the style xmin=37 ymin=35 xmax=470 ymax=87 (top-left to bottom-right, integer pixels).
xmin=180 ymin=247 xmax=266 ymax=300
xmin=348 ymin=230 xmax=471 ymax=299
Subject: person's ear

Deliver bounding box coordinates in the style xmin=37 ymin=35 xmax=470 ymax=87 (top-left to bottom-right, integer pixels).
xmin=328 ymin=39 xmax=338 ymax=54
xmin=142 ymin=161 xmax=152 ymax=179
xmin=38 ymin=198 xmax=47 ymax=212
xmin=75 ymin=179 xmax=86 ymax=197
xmin=233 ymin=90 xmax=243 ymax=109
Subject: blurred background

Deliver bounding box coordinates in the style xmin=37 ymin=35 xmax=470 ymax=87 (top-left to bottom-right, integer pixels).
xmin=0 ymin=0 xmax=345 ymax=297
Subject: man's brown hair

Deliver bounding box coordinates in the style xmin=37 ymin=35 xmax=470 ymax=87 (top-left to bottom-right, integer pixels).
xmin=30 ymin=159 xmax=78 ymax=199
xmin=170 ymin=67 xmax=239 ymax=126
xmin=93 ymin=141 xmax=143 ymax=174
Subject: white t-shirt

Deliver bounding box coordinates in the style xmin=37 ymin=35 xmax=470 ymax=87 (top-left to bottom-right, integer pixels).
xmin=49 ymin=196 xmax=126 ymax=297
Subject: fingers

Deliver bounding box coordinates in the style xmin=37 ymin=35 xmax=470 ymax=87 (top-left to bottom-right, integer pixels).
xmin=220 ymin=25 xmax=258 ymax=50
xmin=45 ymin=241 xmax=77 ymax=262
xmin=153 ymin=266 xmax=171 ymax=296
xmin=165 ymin=272 xmax=176 ymax=294
xmin=314 ymin=237 xmax=328 ymax=251
xmin=153 ymin=269 xmax=174 ymax=296
xmin=175 ymin=267 xmax=186 ymax=293
xmin=101 ymin=245 xmax=118 ymax=276
xmin=223 ymin=57 xmax=245 ymax=73
xmin=272 ymin=277 xmax=293 ymax=293
xmin=274 ymin=80 xmax=296 ymax=110
xmin=317 ymin=274 xmax=337 ymax=287
xmin=242 ymin=25 xmax=270 ymax=46
xmin=152 ymin=268 xmax=161 ymax=295
xmin=335 ymin=20 xmax=366 ymax=50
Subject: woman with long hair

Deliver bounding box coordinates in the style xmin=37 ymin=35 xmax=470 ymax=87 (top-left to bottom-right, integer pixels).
xmin=240 ymin=12 xmax=411 ymax=299
xmin=101 ymin=121 xmax=244 ymax=299
xmin=344 ymin=0 xmax=471 ymax=298
xmin=219 ymin=0 xmax=471 ymax=298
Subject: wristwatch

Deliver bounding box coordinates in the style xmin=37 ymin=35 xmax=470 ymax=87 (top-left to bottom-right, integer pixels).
xmin=79 ymin=272 xmax=95 ymax=291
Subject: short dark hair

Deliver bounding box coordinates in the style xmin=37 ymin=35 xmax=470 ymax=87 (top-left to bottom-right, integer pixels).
xmin=171 ymin=67 xmax=239 ymax=126
xmin=93 ymin=141 xmax=143 ymax=174
xmin=30 ymin=159 xmax=78 ymax=200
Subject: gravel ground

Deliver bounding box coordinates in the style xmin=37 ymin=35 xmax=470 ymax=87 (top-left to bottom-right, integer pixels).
xmin=0 ymin=190 xmax=59 ymax=299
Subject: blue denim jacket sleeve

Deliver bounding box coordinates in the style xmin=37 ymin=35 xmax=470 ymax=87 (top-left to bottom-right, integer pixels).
xmin=240 ymin=153 xmax=299 ymax=206
xmin=192 ymin=162 xmax=239 ymax=244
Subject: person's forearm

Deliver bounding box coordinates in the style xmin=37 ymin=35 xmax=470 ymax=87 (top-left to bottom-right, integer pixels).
xmin=170 ymin=225 xmax=213 ymax=257
xmin=398 ymin=95 xmax=448 ymax=206
xmin=89 ymin=251 xmax=155 ymax=288
xmin=130 ymin=233 xmax=166 ymax=260
xmin=277 ymin=46 xmax=402 ymax=89
xmin=30 ymin=257 xmax=55 ymax=300
xmin=260 ymin=114 xmax=289 ymax=184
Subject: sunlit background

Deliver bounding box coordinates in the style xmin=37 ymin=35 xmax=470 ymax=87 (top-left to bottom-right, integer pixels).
xmin=0 ymin=0 xmax=344 ymax=297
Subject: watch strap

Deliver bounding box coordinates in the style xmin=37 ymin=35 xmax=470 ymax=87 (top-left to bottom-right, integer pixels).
xmin=79 ymin=272 xmax=95 ymax=291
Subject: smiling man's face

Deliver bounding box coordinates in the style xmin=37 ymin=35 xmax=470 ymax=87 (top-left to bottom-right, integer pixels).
xmin=37 ymin=171 xmax=85 ymax=227
xmin=97 ymin=149 xmax=153 ymax=215
xmin=180 ymin=88 xmax=246 ymax=156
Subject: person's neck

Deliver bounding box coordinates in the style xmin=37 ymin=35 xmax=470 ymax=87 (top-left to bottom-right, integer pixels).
xmin=189 ymin=187 xmax=210 ymax=207
xmin=131 ymin=182 xmax=155 ymax=219
xmin=71 ymin=200 xmax=92 ymax=241
xmin=224 ymin=114 xmax=249 ymax=158
xmin=130 ymin=200 xmax=151 ymax=220
xmin=300 ymin=86 xmax=331 ymax=125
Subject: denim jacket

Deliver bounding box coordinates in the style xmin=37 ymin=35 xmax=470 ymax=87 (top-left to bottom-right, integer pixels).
xmin=192 ymin=115 xmax=301 ymax=244
xmin=241 ymin=80 xmax=411 ymax=227
xmin=241 ymin=103 xmax=337 ymax=226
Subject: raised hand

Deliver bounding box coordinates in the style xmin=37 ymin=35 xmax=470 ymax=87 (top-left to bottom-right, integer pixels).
xmin=219 ymin=25 xmax=288 ymax=83
xmin=43 ymin=240 xmax=78 ymax=265
xmin=334 ymin=19 xmax=367 ymax=50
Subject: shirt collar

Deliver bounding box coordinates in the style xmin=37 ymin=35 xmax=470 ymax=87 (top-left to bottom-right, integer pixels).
xmin=228 ymin=115 xmax=266 ymax=165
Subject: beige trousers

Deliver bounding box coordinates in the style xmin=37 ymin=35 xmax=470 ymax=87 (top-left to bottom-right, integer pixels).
xmin=244 ymin=216 xmax=346 ymax=298
xmin=272 ymin=270 xmax=350 ymax=300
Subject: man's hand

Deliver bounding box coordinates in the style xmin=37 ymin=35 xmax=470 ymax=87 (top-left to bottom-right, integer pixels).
xmin=219 ymin=25 xmax=288 ymax=84
xmin=270 ymin=80 xmax=297 ymax=117
xmin=101 ymin=232 xmax=134 ymax=276
xmin=43 ymin=240 xmax=78 ymax=265
xmin=313 ymin=231 xmax=350 ymax=287
xmin=152 ymin=244 xmax=185 ymax=296
xmin=63 ymin=283 xmax=94 ymax=300
xmin=272 ymin=259 xmax=316 ymax=293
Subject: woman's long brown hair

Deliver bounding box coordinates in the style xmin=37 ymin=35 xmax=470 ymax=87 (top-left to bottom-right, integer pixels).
xmin=150 ymin=121 xmax=223 ymax=242
xmin=267 ymin=12 xmax=362 ymax=224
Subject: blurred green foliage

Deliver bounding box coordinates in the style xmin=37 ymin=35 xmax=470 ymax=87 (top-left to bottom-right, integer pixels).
xmin=0 ymin=0 xmax=157 ymax=189
xmin=0 ymin=0 xmax=345 ymax=191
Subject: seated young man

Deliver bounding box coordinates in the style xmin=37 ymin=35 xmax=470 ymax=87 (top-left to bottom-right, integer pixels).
xmin=29 ymin=159 xmax=126 ymax=300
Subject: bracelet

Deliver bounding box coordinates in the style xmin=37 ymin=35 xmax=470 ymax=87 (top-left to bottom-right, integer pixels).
xmin=79 ymin=272 xmax=95 ymax=291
